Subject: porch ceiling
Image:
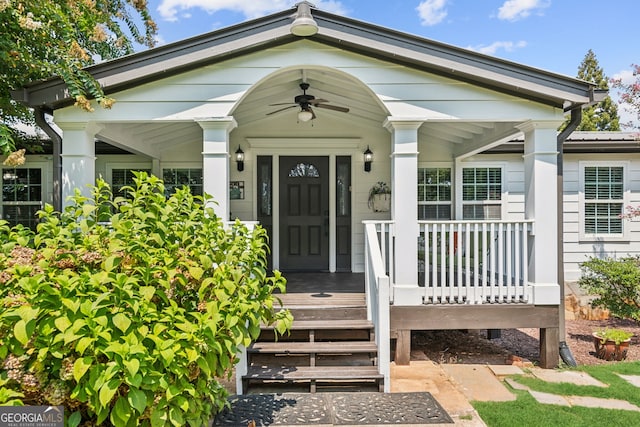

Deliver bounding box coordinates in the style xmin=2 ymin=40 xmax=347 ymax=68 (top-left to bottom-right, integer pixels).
xmin=232 ymin=68 xmax=386 ymax=127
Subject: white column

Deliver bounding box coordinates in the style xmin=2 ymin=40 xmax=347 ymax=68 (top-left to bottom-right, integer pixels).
xmin=58 ymin=122 xmax=101 ymax=207
xmin=520 ymin=121 xmax=561 ymax=304
xmin=384 ymin=119 xmax=422 ymax=305
xmin=197 ymin=118 xmax=237 ymax=221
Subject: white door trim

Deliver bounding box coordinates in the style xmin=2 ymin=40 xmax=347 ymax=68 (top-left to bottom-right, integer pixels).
xmin=249 ymin=138 xmax=361 ymax=272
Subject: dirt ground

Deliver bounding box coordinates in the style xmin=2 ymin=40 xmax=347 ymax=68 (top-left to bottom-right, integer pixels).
xmin=411 ymin=317 xmax=640 ymax=366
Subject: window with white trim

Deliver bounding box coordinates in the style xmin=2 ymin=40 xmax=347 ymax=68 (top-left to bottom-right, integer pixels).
xmin=583 ymin=165 xmax=624 ymax=235
xmin=461 ymin=166 xmax=502 ymax=220
xmin=162 ymin=168 xmax=203 ymax=197
xmin=417 ymin=167 xmax=451 ymax=220
xmin=2 ymin=168 xmax=42 ymax=229
xmin=111 ymin=168 xmax=151 ymax=198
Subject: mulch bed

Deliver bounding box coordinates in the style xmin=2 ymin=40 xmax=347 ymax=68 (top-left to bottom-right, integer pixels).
xmin=411 ymin=318 xmax=640 ymax=366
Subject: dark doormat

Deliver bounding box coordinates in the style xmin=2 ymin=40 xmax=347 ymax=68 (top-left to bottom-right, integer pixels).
xmin=213 ymin=392 xmax=453 ymax=426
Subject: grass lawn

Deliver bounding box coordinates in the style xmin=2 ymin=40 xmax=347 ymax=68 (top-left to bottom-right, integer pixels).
xmin=473 ymin=361 xmax=640 ymax=427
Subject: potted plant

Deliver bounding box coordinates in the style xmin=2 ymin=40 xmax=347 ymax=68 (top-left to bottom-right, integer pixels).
xmin=368 ymin=181 xmax=391 ymax=212
xmin=592 ymin=328 xmax=634 ymax=361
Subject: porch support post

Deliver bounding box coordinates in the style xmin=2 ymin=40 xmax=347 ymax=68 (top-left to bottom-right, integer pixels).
xmin=519 ymin=120 xmax=561 ymax=305
xmin=197 ymin=117 xmax=237 ymax=221
xmin=58 ymin=122 xmax=101 ymax=206
xmin=384 ymin=119 xmax=422 ymax=305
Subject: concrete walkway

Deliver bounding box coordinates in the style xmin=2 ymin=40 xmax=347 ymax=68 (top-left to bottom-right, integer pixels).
xmin=391 ymin=361 xmax=640 ymax=426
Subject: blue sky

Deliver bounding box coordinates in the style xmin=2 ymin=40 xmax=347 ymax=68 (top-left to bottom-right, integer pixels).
xmin=146 ymin=0 xmax=639 ymax=128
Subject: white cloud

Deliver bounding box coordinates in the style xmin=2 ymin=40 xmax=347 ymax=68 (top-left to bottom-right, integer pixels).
xmin=157 ymin=0 xmax=347 ymax=22
xmin=497 ymin=0 xmax=550 ymax=22
xmin=416 ymin=0 xmax=448 ymax=26
xmin=467 ymin=40 xmax=527 ymax=55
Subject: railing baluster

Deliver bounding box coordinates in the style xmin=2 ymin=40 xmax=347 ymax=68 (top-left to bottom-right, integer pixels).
xmin=473 ymin=223 xmax=480 ymax=303
xmin=506 ymin=222 xmax=512 ymax=302
xmin=497 ymin=222 xmax=504 ymax=302
xmin=456 ymin=222 xmax=463 ymax=302
xmin=431 ymin=224 xmax=439 ymax=302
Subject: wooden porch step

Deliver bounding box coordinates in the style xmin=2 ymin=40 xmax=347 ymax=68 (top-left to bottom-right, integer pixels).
xmin=248 ymin=341 xmax=377 ymax=354
xmin=262 ymin=319 xmax=373 ymax=330
xmin=285 ymin=306 xmax=368 ymax=321
xmin=244 ymin=365 xmax=383 ymax=381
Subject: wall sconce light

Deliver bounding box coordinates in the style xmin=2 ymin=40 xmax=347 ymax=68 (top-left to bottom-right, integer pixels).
xmin=235 ymin=146 xmax=245 ymax=172
xmin=363 ymin=146 xmax=373 ymax=172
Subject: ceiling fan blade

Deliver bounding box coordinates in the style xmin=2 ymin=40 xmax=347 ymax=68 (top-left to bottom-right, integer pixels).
xmin=315 ymin=104 xmax=350 ymax=113
xmin=266 ymin=105 xmax=298 ymax=115
xmin=269 ymin=102 xmax=296 ymax=106
xmin=308 ymin=99 xmax=329 ymax=105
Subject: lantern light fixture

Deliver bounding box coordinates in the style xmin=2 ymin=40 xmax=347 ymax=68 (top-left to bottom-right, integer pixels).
xmin=363 ymin=146 xmax=373 ymax=172
xmin=235 ymin=146 xmax=245 ymax=172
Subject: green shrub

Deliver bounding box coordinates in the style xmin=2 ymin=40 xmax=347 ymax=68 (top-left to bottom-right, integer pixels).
xmin=0 ymin=173 xmax=291 ymax=426
xmin=578 ymin=256 xmax=640 ymax=321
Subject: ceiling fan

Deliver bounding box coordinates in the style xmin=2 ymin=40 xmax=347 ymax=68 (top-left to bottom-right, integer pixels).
xmin=266 ymin=82 xmax=350 ymax=121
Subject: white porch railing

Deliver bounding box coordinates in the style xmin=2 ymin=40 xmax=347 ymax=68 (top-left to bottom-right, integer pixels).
xmin=419 ymin=220 xmax=534 ymax=305
xmin=363 ymin=221 xmax=392 ymax=392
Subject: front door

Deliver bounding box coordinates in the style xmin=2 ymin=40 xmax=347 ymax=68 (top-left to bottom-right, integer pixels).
xmin=279 ymin=156 xmax=329 ymax=271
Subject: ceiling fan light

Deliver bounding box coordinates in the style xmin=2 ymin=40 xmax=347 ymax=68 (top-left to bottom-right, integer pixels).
xmin=298 ymin=109 xmax=313 ymax=122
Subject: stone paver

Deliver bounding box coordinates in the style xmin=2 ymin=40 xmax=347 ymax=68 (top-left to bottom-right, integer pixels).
xmin=529 ymin=368 xmax=607 ymax=387
xmin=391 ymin=361 xmax=486 ymax=426
xmin=488 ymin=365 xmax=524 ymax=377
xmin=618 ymin=374 xmax=640 ymax=388
xmin=504 ymin=377 xmax=529 ymax=391
xmin=529 ymin=390 xmax=571 ymax=406
xmin=567 ymin=395 xmax=640 ymax=411
xmin=441 ymin=364 xmax=515 ymax=402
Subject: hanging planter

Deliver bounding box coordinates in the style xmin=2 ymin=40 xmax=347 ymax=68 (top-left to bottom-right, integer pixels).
xmin=368 ymin=182 xmax=391 ymax=212
xmin=592 ymin=329 xmax=633 ymax=361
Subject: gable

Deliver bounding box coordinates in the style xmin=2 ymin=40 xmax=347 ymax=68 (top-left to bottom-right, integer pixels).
xmin=54 ymin=40 xmax=562 ymax=126
xmin=15 ymin=4 xmax=600 ymax=114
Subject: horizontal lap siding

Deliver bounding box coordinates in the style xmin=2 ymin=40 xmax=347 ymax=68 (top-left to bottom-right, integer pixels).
xmin=563 ymin=154 xmax=640 ymax=282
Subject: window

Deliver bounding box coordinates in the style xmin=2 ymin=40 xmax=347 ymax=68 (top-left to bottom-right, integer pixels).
xmin=418 ymin=167 xmax=451 ymax=220
xmin=288 ymin=162 xmax=320 ymax=178
xmin=2 ymin=168 xmax=43 ymax=229
xmin=583 ymin=165 xmax=624 ymax=235
xmin=111 ymin=168 xmax=151 ymax=198
xmin=461 ymin=166 xmax=502 ymax=220
xmin=163 ymin=168 xmax=203 ymax=197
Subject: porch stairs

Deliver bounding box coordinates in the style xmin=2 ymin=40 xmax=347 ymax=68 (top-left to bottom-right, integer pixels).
xmin=242 ymin=293 xmax=383 ymax=393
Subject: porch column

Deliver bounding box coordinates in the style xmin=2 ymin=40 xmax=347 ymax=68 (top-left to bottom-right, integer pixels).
xmin=197 ymin=118 xmax=237 ymax=221
xmin=384 ymin=119 xmax=421 ymax=305
xmin=519 ymin=121 xmax=561 ymax=304
xmin=58 ymin=122 xmax=101 ymax=206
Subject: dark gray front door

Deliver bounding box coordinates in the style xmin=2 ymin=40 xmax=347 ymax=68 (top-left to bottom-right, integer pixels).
xmin=279 ymin=156 xmax=329 ymax=271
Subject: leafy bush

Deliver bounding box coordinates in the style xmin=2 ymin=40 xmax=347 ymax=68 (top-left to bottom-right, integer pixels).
xmin=578 ymin=256 xmax=640 ymax=321
xmin=0 ymin=173 xmax=291 ymax=426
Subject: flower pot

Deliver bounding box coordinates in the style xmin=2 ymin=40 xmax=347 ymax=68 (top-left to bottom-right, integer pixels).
xmin=370 ymin=193 xmax=390 ymax=212
xmin=593 ymin=333 xmax=631 ymax=361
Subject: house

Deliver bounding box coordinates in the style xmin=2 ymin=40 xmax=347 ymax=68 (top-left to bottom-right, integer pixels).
xmin=8 ymin=2 xmax=637 ymax=391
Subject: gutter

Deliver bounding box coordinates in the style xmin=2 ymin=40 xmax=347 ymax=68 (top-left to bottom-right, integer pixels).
xmin=556 ymin=107 xmax=582 ymax=367
xmin=34 ymin=107 xmax=62 ymax=211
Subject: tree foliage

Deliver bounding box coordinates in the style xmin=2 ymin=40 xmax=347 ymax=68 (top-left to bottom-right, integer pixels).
xmin=0 ymin=0 xmax=157 ymax=157
xmin=579 ymin=256 xmax=640 ymax=321
xmin=611 ymin=64 xmax=640 ymax=131
xmin=561 ymin=49 xmax=620 ymax=132
xmin=0 ymin=173 xmax=292 ymax=425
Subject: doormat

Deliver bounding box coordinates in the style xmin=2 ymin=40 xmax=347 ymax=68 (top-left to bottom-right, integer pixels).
xmin=213 ymin=392 xmax=453 ymax=425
